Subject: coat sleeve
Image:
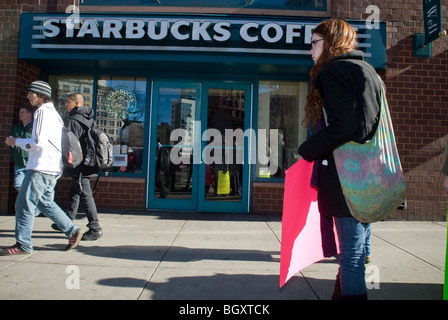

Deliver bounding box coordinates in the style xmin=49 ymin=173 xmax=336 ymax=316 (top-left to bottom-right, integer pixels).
xmin=298 ymin=63 xmax=359 ymax=161
xmin=15 ymin=109 xmax=44 ymax=151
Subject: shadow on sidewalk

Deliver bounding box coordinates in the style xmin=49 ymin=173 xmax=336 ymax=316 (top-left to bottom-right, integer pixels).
xmin=75 ymin=244 xmax=280 ymax=263
xmin=98 ymin=273 xmax=324 ymax=300
xmin=96 ymin=273 xmax=443 ymax=300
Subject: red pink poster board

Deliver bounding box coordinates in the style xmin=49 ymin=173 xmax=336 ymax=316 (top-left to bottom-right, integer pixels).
xmin=280 ymin=159 xmax=338 ymax=288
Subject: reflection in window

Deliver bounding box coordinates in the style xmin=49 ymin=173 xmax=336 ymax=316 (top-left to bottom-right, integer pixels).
xmin=97 ymin=75 xmax=146 ymax=173
xmin=49 ymin=75 xmax=94 ymax=118
xmin=257 ymin=80 xmax=308 ymax=178
xmin=155 ymin=87 xmax=197 ymax=199
xmin=205 ymin=88 xmax=245 ymax=201
xmin=49 ymin=74 xmax=146 ymax=174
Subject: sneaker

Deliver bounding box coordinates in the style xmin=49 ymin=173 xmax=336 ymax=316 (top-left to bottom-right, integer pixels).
xmin=65 ymin=229 xmax=82 ymax=251
xmin=82 ymin=229 xmax=103 ymax=241
xmin=0 ymin=243 xmax=30 ymax=256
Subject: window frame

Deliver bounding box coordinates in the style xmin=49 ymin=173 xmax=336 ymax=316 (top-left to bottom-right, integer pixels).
xmin=254 ymin=78 xmax=309 ymax=182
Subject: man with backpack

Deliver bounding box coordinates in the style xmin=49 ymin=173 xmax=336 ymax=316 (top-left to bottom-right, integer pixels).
xmin=56 ymin=93 xmax=103 ymax=241
xmin=2 ymin=81 xmax=82 ymax=255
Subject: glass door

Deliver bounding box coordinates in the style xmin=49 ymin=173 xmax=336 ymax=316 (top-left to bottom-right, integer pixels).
xmin=198 ymin=82 xmax=252 ymax=213
xmin=147 ymin=81 xmax=201 ymax=211
xmin=147 ymin=81 xmax=252 ymax=213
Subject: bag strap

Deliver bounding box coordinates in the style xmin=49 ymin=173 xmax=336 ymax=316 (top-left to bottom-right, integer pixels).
xmin=91 ymin=174 xmax=100 ymax=193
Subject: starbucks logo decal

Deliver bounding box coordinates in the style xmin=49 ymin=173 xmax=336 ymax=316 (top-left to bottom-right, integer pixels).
xmin=105 ymin=87 xmax=137 ymax=119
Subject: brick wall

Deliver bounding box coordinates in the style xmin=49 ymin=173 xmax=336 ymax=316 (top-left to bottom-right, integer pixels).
xmin=54 ymin=177 xmax=146 ymax=211
xmin=251 ymin=182 xmax=285 ymax=214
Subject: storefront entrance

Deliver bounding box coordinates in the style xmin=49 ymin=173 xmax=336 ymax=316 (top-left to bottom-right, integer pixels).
xmin=147 ymin=80 xmax=253 ymax=213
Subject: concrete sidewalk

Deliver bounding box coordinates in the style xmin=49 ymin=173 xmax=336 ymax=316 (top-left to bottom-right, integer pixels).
xmin=0 ymin=210 xmax=446 ymax=300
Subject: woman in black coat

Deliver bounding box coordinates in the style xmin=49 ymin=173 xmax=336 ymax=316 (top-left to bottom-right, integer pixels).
xmin=298 ymin=19 xmax=381 ymax=300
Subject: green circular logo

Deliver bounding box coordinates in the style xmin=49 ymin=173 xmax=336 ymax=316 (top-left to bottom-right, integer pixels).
xmin=105 ymin=87 xmax=137 ymax=119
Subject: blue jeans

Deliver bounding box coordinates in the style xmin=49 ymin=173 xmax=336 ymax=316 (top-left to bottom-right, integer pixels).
xmin=13 ymin=166 xmax=26 ymax=191
xmin=14 ymin=166 xmax=41 ymax=217
xmin=363 ymin=223 xmax=372 ymax=257
xmin=15 ymin=170 xmax=79 ymax=252
xmin=334 ymin=216 xmax=367 ymax=297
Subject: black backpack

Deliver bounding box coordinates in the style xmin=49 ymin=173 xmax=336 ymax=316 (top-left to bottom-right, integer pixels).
xmin=50 ymin=126 xmax=83 ymax=169
xmin=83 ymin=126 xmax=114 ymax=170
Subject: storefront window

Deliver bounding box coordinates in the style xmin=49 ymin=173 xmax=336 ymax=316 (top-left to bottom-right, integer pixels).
xmin=97 ymin=75 xmax=146 ymax=174
xmin=48 ymin=74 xmax=146 ymax=174
xmin=257 ymin=80 xmax=308 ymax=179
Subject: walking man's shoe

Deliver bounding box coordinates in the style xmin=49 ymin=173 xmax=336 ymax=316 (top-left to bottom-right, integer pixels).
xmin=82 ymin=229 xmax=103 ymax=241
xmin=65 ymin=229 xmax=83 ymax=251
xmin=0 ymin=243 xmax=30 ymax=256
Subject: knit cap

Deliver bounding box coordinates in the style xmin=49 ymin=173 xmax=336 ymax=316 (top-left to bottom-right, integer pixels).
xmin=28 ymin=80 xmax=52 ymax=98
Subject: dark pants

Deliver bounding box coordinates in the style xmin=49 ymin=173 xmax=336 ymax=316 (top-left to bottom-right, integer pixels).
xmin=67 ymin=175 xmax=101 ymax=232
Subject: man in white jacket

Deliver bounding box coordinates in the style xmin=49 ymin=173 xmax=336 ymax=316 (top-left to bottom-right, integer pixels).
xmin=1 ymin=81 xmax=82 ymax=255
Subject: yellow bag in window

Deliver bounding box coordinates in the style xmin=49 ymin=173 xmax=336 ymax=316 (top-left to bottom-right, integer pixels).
xmin=217 ymin=170 xmax=230 ymax=195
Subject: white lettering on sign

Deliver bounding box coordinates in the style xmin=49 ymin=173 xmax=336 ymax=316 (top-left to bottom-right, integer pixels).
xmin=126 ymin=19 xmax=146 ymax=39
xmin=76 ymin=18 xmax=101 ymax=38
xmin=261 ymin=23 xmax=283 ymax=43
xmin=171 ymin=20 xmax=190 ymax=40
xmin=192 ymin=21 xmax=212 ymax=41
xmin=32 ymin=15 xmax=373 ymax=58
xmin=426 ymin=4 xmax=439 ymax=35
xmin=147 ymin=20 xmax=169 ymax=40
xmin=42 ymin=17 xmax=307 ymax=45
xmin=43 ymin=18 xmax=60 ymax=37
xmin=103 ymin=19 xmax=123 ymax=39
xmin=213 ymin=21 xmax=231 ymax=42
xmin=240 ymin=22 xmax=259 ymax=42
xmin=286 ymin=24 xmax=302 ymax=44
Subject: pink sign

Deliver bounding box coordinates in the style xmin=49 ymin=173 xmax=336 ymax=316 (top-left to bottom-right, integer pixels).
xmin=280 ymin=159 xmax=339 ymax=288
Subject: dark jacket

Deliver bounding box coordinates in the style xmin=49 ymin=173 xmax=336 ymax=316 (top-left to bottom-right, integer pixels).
xmin=64 ymin=106 xmax=98 ymax=177
xmin=9 ymin=121 xmax=33 ymax=168
xmin=298 ymin=50 xmax=381 ymax=218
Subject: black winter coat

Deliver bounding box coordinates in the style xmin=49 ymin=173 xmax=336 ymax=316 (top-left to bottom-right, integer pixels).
xmin=298 ymin=50 xmax=381 ymax=218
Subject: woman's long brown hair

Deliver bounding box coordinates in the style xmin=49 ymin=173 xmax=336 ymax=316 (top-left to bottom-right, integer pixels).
xmin=303 ymin=19 xmax=358 ymax=130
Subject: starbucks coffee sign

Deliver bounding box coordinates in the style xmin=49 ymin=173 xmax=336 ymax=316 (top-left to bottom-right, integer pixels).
xmin=19 ymin=13 xmax=385 ymax=68
xmin=42 ymin=17 xmax=310 ymax=46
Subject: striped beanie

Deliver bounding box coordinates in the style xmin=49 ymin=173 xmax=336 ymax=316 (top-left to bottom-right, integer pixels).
xmin=28 ymin=80 xmax=52 ymax=98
